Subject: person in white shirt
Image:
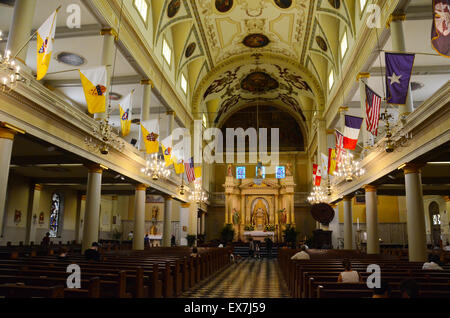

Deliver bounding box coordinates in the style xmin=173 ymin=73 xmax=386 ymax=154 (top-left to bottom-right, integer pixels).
xmin=291 ymin=246 xmax=310 ymax=260
xmin=422 ymin=254 xmax=444 ymax=270
xmin=338 ymin=260 xmax=362 ymax=283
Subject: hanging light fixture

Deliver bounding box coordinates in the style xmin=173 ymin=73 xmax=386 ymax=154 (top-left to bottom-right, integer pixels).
xmin=179 ymin=177 xmax=186 ymax=195
xmin=307 ymin=186 xmax=327 ymax=205
xmin=141 ymin=153 xmax=171 ymax=181
xmin=0 ymin=49 xmax=25 ymax=91
xmin=334 ymin=151 xmax=365 ymax=182
xmin=189 ymin=179 xmax=208 ymax=203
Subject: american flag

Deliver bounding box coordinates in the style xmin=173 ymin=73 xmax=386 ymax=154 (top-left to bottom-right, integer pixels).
xmin=335 ymin=129 xmax=345 ymax=164
xmin=365 ymin=84 xmax=382 ymax=136
xmin=184 ymin=157 xmax=196 ymax=183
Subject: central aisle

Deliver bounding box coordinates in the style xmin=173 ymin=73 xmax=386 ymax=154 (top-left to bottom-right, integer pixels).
xmin=180 ymin=258 xmax=291 ymax=298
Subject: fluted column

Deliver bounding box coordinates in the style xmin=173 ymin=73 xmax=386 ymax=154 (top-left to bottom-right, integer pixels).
xmin=343 ymin=195 xmax=354 ymax=250
xmin=139 ymin=79 xmax=153 ymax=151
xmin=0 ymin=127 xmax=17 ymax=237
xmin=364 ymin=185 xmax=379 ymax=254
xmin=6 ymin=0 xmax=37 ymax=64
xmin=95 ymin=29 xmax=116 ymax=121
xmin=26 ymin=184 xmax=42 ymax=244
xmin=402 ymin=163 xmax=427 ymax=262
xmin=357 ymin=73 xmax=371 ymax=151
xmin=133 ymin=184 xmax=147 ymax=250
xmin=82 ymin=164 xmax=103 ymax=252
xmin=162 ymin=195 xmax=173 ymax=247
xmin=388 ymin=14 xmax=414 ymax=116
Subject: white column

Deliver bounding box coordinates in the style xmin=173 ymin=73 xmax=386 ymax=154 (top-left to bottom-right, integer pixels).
xmin=188 ymin=202 xmax=198 ymax=238
xmin=139 ymin=80 xmax=153 ymax=151
xmin=26 ymin=184 xmax=42 ymax=244
xmin=201 ymin=212 xmax=206 ymax=235
xmin=162 ymin=195 xmax=173 ymax=247
xmin=389 ymin=14 xmax=414 ymax=116
xmin=82 ymin=164 xmax=103 ymax=252
xmin=133 ymin=184 xmax=147 ymax=250
xmin=166 ymin=111 xmax=175 ymax=137
xmin=329 ymin=204 xmax=339 ymax=249
xmin=111 ymin=195 xmax=119 ymax=231
xmin=365 ymin=185 xmax=379 ymax=254
xmin=180 ymin=203 xmax=190 ymax=246
xmin=95 ymin=29 xmax=116 ymax=121
xmin=402 ymin=163 xmax=427 ymax=262
xmin=357 ymin=73 xmax=371 ymax=151
xmin=6 ymin=0 xmax=37 ymax=64
xmin=343 ymin=195 xmax=354 ymax=250
xmin=0 ymin=128 xmax=16 ymax=237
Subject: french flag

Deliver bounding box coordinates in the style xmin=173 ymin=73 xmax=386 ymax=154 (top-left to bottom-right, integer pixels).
xmin=343 ymin=115 xmax=363 ymax=150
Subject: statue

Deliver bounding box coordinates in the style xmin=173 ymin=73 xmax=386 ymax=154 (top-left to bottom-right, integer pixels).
xmin=151 ymin=206 xmax=159 ymax=220
xmin=286 ymin=163 xmax=293 ymax=176
xmin=251 ymin=200 xmax=269 ymax=231
xmin=279 ymin=208 xmax=287 ymax=225
xmin=232 ymin=209 xmax=240 ymax=225
xmin=227 ymin=164 xmax=233 ymax=177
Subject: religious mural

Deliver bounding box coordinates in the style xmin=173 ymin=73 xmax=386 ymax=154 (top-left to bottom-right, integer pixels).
xmin=274 ymin=0 xmax=293 ymax=9
xmin=241 ymin=72 xmax=279 ymax=93
xmin=167 ymin=0 xmax=181 ymax=18
xmin=250 ymin=199 xmax=270 ymax=231
xmin=315 ymin=36 xmax=328 ymax=52
xmin=215 ymin=0 xmax=233 ymax=13
xmin=242 ymin=34 xmax=270 ymax=48
xmin=185 ymin=42 xmax=196 ymax=58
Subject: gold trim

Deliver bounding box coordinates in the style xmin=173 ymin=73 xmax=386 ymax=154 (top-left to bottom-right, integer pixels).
xmin=111 ymin=195 xmax=118 ymax=200
xmin=85 ymin=163 xmax=103 ymax=174
xmin=326 ymin=129 xmax=335 ymax=135
xmin=444 ymin=196 xmax=450 ymax=202
xmin=1 ymin=122 xmax=26 ymax=135
xmin=356 ymin=72 xmax=370 ymax=81
xmin=338 ymin=106 xmax=349 ymax=113
xmin=166 ymin=110 xmax=175 ymax=116
xmin=34 ymin=184 xmax=42 ymax=191
xmin=81 ymin=195 xmax=86 ymax=201
xmin=136 ymin=184 xmax=148 ymax=191
xmin=399 ymin=163 xmax=425 ymax=175
xmin=100 ymin=28 xmax=118 ymax=41
xmin=364 ymin=185 xmax=377 ymax=192
xmin=140 ymin=79 xmax=154 ymax=87
xmin=386 ymin=14 xmax=406 ymax=28
xmin=0 ymin=127 xmax=16 ymax=140
xmin=181 ymin=203 xmax=191 ymax=208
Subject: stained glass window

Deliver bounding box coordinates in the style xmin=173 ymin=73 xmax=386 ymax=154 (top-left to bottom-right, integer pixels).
xmin=256 ymin=166 xmax=266 ymax=179
xmin=49 ymin=193 xmax=61 ymax=238
xmin=276 ymin=166 xmax=286 ymax=179
xmin=236 ymin=166 xmax=246 ymax=179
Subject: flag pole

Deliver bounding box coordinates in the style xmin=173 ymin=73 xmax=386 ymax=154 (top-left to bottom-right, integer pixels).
xmin=377 ymin=49 xmax=442 ymax=57
xmin=12 ymin=6 xmax=61 ymax=60
xmin=45 ymin=65 xmax=112 ymax=75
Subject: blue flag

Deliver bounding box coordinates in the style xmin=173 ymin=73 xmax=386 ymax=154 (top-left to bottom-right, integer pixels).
xmin=385 ymin=52 xmax=415 ymax=105
xmin=432 ymin=0 xmax=450 ymax=58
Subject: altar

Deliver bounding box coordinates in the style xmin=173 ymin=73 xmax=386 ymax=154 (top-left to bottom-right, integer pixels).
xmin=224 ymin=165 xmax=296 ymax=242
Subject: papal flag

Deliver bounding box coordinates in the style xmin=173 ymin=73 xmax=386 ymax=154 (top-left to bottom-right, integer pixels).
xmin=194 ymin=166 xmax=202 ymax=179
xmin=141 ymin=119 xmax=160 ymax=154
xmin=172 ymin=148 xmax=185 ymax=175
xmin=321 ymin=153 xmax=329 ymax=179
xmin=328 ymin=148 xmax=337 ymax=175
xmin=36 ymin=9 xmax=58 ymax=80
xmin=119 ymin=90 xmax=133 ymax=137
xmin=432 ymin=0 xmax=450 ymax=57
xmin=79 ymin=66 xmax=107 ymax=114
xmin=161 ymin=135 xmax=174 ymax=167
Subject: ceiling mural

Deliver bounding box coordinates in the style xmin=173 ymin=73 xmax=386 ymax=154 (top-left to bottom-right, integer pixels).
xmin=241 ymin=72 xmax=279 ymax=92
xmin=177 ymin=26 xmax=205 ymax=78
xmin=167 ymin=0 xmax=182 ymax=18
xmin=156 ymin=0 xmax=192 ymax=44
xmin=215 ymin=0 xmax=234 ymax=13
xmin=242 ymin=33 xmax=271 ymax=48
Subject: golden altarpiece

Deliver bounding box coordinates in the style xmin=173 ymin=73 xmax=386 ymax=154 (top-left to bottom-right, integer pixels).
xmin=223 ymin=166 xmax=296 ymax=242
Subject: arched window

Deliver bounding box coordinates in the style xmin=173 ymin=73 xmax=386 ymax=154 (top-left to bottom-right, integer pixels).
xmin=49 ymin=193 xmax=61 ymax=238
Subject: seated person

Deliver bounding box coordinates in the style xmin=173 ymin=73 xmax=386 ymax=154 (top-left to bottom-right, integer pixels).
xmin=372 ymin=280 xmax=391 ymax=298
xmin=85 ymin=242 xmax=101 ymax=261
xmin=190 ymin=247 xmax=199 ymax=258
xmin=422 ymin=253 xmax=443 ymax=270
xmin=41 ymin=232 xmax=50 ymax=246
xmin=290 ymin=245 xmax=310 ymax=260
xmin=338 ymin=260 xmax=362 ymax=283
xmin=400 ymin=279 xmax=419 ymax=298
xmin=58 ymin=247 xmax=69 ymax=260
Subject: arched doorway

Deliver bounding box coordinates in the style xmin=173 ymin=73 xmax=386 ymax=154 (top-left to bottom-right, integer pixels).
xmin=429 ymin=201 xmax=441 ymax=246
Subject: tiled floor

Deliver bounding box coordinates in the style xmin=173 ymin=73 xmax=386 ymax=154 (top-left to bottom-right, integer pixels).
xmin=180 ymin=258 xmax=291 ymax=298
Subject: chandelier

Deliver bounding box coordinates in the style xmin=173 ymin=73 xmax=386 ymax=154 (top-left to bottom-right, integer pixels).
xmin=85 ymin=118 xmax=125 ymax=155
xmin=334 ymin=151 xmax=365 ymax=182
xmin=189 ymin=179 xmax=208 ymax=203
xmin=141 ymin=153 xmax=171 ymax=181
xmin=307 ymin=186 xmax=327 ymax=205
xmin=0 ymin=50 xmax=25 ymax=91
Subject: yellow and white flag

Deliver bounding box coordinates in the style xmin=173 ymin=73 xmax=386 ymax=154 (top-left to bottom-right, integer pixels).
xmin=119 ymin=91 xmax=133 ymax=137
xmin=172 ymin=146 xmax=185 ymax=175
xmin=36 ymin=9 xmax=58 ymax=80
xmin=194 ymin=166 xmax=202 ymax=179
xmin=79 ymin=66 xmax=107 ymax=114
xmin=161 ymin=135 xmax=174 ymax=167
xmin=141 ymin=120 xmax=160 ymax=154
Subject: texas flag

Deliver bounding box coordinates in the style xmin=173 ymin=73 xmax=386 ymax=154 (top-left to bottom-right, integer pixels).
xmin=312 ymin=164 xmax=322 ymax=186
xmin=343 ymin=115 xmax=364 ymax=150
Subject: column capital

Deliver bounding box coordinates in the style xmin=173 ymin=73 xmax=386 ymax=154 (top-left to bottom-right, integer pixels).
xmin=399 ymin=163 xmax=426 ymax=175
xmin=326 ymin=129 xmax=335 ymax=135
xmin=111 ymin=195 xmax=118 ymax=201
xmin=339 ymin=106 xmax=349 ymax=113
xmin=356 ymin=72 xmax=370 ymax=82
xmin=330 ymin=203 xmax=337 ymax=208
xmin=363 ymin=185 xmax=377 ymax=192
xmin=135 ymin=184 xmax=148 ymax=191
xmin=81 ymin=195 xmax=86 ymax=201
xmin=85 ymin=163 xmax=104 ymax=174
xmin=34 ymin=184 xmax=42 ymax=191
xmin=343 ymin=195 xmax=354 ymax=201
xmin=100 ymin=28 xmax=118 ymax=41
xmin=443 ymin=196 xmax=450 ymax=202
xmin=181 ymin=202 xmax=191 ymax=208
xmin=140 ymin=79 xmax=154 ymax=87
xmin=166 ymin=110 xmax=175 ymax=116
xmin=387 ymin=13 xmax=406 ymax=28
xmin=0 ymin=127 xmax=17 ymax=140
